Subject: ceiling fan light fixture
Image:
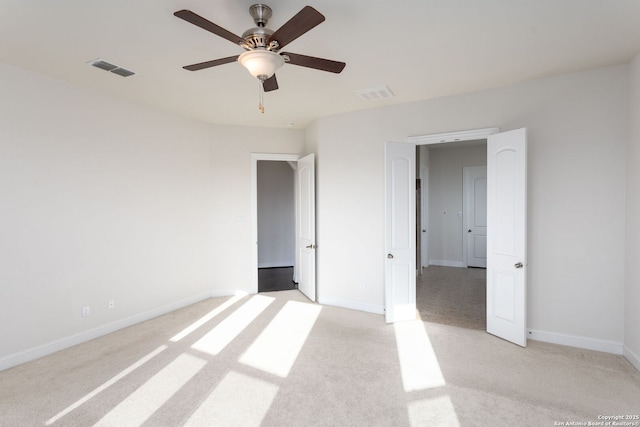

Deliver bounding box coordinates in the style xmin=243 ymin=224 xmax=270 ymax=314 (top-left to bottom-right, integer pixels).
xmin=238 ymin=49 xmax=284 ymax=80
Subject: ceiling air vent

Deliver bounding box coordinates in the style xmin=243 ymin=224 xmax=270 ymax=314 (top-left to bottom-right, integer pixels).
xmin=88 ymin=59 xmax=136 ymax=77
xmin=110 ymin=67 xmax=136 ymax=77
xmin=354 ymin=85 xmax=395 ymax=102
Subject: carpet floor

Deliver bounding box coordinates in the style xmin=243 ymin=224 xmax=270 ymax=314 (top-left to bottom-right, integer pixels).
xmin=417 ymin=266 xmax=486 ymax=330
xmin=1 ymin=290 xmax=638 ymax=426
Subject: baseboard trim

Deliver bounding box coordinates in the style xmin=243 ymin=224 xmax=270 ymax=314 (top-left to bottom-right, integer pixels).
xmin=210 ymin=289 xmax=252 ymax=298
xmin=258 ymin=262 xmax=294 ymax=269
xmin=623 ymin=344 xmax=640 ymax=372
xmin=429 ymin=260 xmax=466 ymax=268
xmin=317 ymin=297 xmax=384 ymax=315
xmin=0 ymin=291 xmax=213 ymax=373
xmin=528 ymin=329 xmax=624 ymax=355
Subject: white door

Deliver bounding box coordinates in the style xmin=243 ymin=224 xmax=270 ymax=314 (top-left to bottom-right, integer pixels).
xmin=384 ymin=142 xmax=416 ymax=323
xmin=464 ymin=166 xmax=487 ymax=268
xmin=297 ymin=153 xmax=316 ymax=301
xmin=486 ymin=128 xmax=527 ymax=346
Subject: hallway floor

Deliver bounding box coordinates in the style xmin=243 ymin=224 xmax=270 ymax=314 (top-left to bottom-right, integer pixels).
xmin=258 ymin=267 xmax=297 ymax=293
xmin=417 ymin=265 xmax=486 ymax=330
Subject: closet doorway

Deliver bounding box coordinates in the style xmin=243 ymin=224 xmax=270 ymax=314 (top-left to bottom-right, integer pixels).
xmin=256 ymin=160 xmax=297 ymax=292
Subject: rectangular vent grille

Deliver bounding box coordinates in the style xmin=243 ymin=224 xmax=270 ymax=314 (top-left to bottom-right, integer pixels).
xmin=354 ymin=85 xmax=395 ymax=102
xmin=110 ymin=67 xmax=136 ymax=77
xmin=89 ymin=59 xmax=136 ymax=77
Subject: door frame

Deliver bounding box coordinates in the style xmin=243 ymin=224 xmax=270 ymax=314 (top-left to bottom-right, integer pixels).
xmin=251 ymin=153 xmax=301 ymax=294
xmin=408 ymin=128 xmax=500 ymax=146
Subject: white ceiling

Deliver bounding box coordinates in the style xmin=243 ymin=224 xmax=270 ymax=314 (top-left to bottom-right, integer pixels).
xmin=2 ymin=0 xmax=640 ymax=129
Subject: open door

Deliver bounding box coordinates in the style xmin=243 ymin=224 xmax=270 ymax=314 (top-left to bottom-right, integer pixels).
xmin=385 ymin=142 xmax=416 ymax=323
xmin=486 ymin=128 xmax=527 ymax=346
xmin=297 ymin=153 xmax=316 ymax=301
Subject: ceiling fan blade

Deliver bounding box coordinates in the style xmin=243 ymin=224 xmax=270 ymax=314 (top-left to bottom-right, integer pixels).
xmin=263 ymin=74 xmax=279 ymax=92
xmin=267 ymin=6 xmax=325 ymax=49
xmin=183 ymin=55 xmax=239 ymax=71
xmin=174 ymin=10 xmax=245 ymax=46
xmin=282 ymin=52 xmax=346 ymax=73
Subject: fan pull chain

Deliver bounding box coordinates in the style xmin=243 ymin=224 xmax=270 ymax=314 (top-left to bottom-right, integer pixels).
xmin=258 ymin=79 xmax=265 ymax=114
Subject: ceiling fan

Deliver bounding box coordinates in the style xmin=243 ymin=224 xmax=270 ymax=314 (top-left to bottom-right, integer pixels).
xmin=174 ymin=4 xmax=346 ymax=98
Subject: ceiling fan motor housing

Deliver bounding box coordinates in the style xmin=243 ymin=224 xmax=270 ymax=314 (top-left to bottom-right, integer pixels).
xmin=242 ymin=26 xmax=275 ymax=50
xmin=242 ymin=4 xmax=278 ymax=50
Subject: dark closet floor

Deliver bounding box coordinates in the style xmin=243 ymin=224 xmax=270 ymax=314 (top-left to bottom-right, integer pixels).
xmin=258 ymin=267 xmax=297 ymax=292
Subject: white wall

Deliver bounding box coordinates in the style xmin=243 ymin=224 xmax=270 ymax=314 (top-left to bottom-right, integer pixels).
xmin=626 ymin=54 xmax=640 ymax=370
xmin=427 ymin=144 xmax=486 ymax=266
xmin=310 ymin=64 xmax=628 ymax=348
xmin=257 ymin=161 xmax=295 ymax=268
xmin=0 ymin=63 xmax=304 ymax=369
xmin=0 ymin=63 xmax=213 ymax=364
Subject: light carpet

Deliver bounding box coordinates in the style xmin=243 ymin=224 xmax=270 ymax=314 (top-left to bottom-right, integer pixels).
xmin=1 ymin=290 xmax=638 ymax=426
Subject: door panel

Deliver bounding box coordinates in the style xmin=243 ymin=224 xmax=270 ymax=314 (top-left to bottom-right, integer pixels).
xmin=473 ymin=236 xmax=487 ymax=260
xmin=297 ymin=154 xmax=316 ymax=301
xmin=385 ymin=142 xmax=416 ymax=323
xmin=464 ymin=166 xmax=487 ymax=268
xmin=486 ymin=129 xmax=527 ymax=347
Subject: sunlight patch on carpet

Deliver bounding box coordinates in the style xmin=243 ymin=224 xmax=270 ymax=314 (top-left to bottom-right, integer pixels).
xmin=240 ymin=301 xmax=322 ymax=377
xmin=191 ymin=295 xmax=274 ymax=356
xmin=170 ymin=293 xmax=246 ymax=342
xmin=94 ymin=353 xmax=206 ymax=427
xmin=394 ymin=320 xmax=446 ymax=391
xmin=407 ymin=395 xmax=460 ymax=426
xmin=45 ymin=345 xmax=168 ymax=425
xmin=184 ymin=371 xmax=278 ymax=427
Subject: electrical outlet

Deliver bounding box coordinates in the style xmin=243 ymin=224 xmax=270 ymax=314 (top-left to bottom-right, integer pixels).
xmin=108 ymin=299 xmax=115 ymax=310
xmin=81 ymin=306 xmax=90 ymax=317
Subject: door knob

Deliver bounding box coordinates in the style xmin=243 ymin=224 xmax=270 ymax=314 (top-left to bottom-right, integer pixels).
xmin=515 ymin=262 xmax=523 ymax=269
xmin=387 ymin=254 xmax=394 ymax=259
xmin=468 ymin=229 xmax=472 ymax=233
xmin=306 ymin=244 xmax=317 ymax=249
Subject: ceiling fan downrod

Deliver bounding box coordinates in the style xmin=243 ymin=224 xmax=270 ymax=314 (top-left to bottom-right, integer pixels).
xmin=249 ymin=4 xmax=272 ymax=27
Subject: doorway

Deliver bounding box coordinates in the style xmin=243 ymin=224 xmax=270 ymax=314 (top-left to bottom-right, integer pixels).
xmin=386 ymin=128 xmax=528 ymax=345
xmin=251 ymin=153 xmax=317 ymax=301
xmin=417 ymin=140 xmax=487 ymax=330
xmin=251 ymin=153 xmax=300 ymax=295
xmin=256 ymin=160 xmax=297 ymax=292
